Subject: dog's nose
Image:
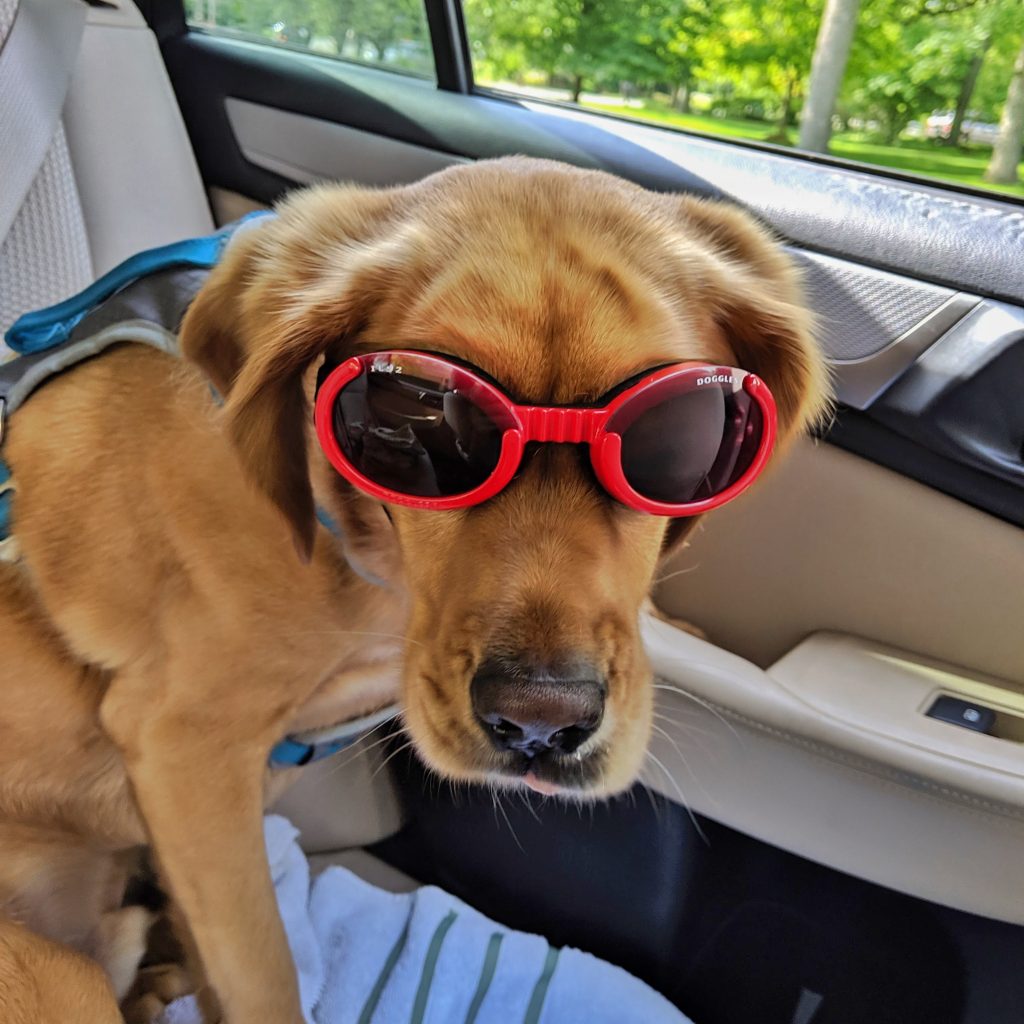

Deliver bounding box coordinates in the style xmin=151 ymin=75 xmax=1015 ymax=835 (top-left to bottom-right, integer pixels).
xmin=471 ymin=657 xmax=605 ymax=757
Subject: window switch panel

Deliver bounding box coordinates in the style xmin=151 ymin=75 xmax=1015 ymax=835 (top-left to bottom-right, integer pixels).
xmin=926 ymin=696 xmax=996 ymax=735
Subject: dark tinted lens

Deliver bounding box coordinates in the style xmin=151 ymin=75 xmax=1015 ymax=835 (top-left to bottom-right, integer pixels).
xmin=616 ymin=380 xmax=762 ymax=504
xmin=333 ymin=364 xmax=507 ymax=497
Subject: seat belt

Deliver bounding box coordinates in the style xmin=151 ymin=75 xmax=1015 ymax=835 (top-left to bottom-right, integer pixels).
xmin=0 ymin=0 xmax=89 ymax=243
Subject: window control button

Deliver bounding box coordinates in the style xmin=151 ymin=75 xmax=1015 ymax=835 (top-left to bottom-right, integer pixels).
xmin=926 ymin=696 xmax=996 ymax=734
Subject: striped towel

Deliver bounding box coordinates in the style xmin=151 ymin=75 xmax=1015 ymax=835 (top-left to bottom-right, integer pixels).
xmin=159 ymin=815 xmax=691 ymax=1024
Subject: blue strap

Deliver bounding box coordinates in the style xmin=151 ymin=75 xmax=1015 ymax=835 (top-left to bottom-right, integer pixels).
xmin=270 ymin=733 xmax=361 ymax=767
xmin=0 ymin=459 xmax=12 ymax=542
xmin=316 ymin=505 xmax=342 ymax=536
xmin=4 ymin=210 xmax=274 ymax=355
xmin=270 ymin=703 xmax=399 ymax=767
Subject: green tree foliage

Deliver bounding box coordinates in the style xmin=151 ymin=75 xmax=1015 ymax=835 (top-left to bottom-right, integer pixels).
xmin=840 ymin=0 xmax=1019 ymax=142
xmin=465 ymin=0 xmax=681 ymax=100
xmin=186 ymin=0 xmax=431 ymax=72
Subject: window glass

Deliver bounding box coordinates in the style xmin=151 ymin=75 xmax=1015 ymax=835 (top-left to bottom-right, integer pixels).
xmin=184 ymin=0 xmax=434 ymax=79
xmin=463 ymin=0 xmax=1024 ymax=199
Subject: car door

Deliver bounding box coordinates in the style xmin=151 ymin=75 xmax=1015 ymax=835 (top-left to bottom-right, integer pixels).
xmin=141 ymin=0 xmax=1024 ymax=1011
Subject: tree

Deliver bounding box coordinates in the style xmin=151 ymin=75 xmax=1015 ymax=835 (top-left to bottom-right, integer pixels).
xmin=799 ymin=0 xmax=863 ymax=152
xmin=986 ymin=34 xmax=1024 ymax=182
xmin=842 ymin=0 xmax=982 ymax=143
xmin=694 ymin=0 xmax=821 ymax=139
xmin=945 ymin=35 xmax=992 ymax=144
xmin=465 ymin=0 xmax=672 ymax=101
xmin=648 ymin=0 xmax=718 ymax=112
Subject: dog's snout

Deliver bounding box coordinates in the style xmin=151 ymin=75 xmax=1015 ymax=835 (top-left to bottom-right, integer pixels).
xmin=471 ymin=658 xmax=605 ymax=757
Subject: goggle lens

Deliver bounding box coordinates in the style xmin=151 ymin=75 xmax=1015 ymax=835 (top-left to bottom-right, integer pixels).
xmin=332 ymin=353 xmax=513 ymax=499
xmin=608 ymin=373 xmax=763 ymax=504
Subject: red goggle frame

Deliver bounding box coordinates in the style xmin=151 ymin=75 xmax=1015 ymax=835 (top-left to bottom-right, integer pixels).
xmin=313 ymin=351 xmax=777 ymax=516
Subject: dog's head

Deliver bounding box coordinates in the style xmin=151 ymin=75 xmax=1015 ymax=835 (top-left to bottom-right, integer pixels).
xmin=181 ymin=158 xmax=828 ymax=797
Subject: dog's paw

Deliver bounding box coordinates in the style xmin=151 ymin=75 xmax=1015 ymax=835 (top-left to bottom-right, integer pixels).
xmin=121 ymin=962 xmax=197 ymax=1024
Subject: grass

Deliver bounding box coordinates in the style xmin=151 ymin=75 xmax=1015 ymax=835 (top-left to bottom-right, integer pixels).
xmin=581 ymin=98 xmax=1024 ymax=200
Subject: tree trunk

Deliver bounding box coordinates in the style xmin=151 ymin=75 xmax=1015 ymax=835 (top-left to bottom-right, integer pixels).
xmin=945 ymin=37 xmax=991 ymax=147
xmin=883 ymin=114 xmax=900 ymax=145
xmin=778 ymin=76 xmax=796 ymax=133
xmin=985 ymin=36 xmax=1024 ymax=184
xmin=672 ymin=82 xmax=692 ymax=113
xmin=571 ymin=74 xmax=584 ymax=104
xmin=798 ymin=0 xmax=863 ymax=153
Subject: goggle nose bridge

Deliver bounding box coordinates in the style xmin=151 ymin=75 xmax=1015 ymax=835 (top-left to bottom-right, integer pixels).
xmin=517 ymin=406 xmax=610 ymax=444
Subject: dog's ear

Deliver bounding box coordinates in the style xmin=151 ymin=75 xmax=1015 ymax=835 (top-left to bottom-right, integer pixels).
xmin=657 ymin=197 xmax=831 ymax=564
xmin=675 ymin=196 xmax=831 ymax=440
xmin=180 ymin=187 xmax=401 ymax=561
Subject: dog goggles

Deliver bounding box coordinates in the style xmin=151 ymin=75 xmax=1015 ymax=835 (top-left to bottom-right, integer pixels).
xmin=313 ymin=351 xmax=776 ymax=515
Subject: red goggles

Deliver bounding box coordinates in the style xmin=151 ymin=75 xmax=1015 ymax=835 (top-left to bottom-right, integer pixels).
xmin=313 ymin=351 xmax=777 ymax=516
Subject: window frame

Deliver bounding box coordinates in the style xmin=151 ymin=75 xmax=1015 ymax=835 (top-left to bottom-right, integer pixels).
xmin=423 ymin=0 xmax=473 ymax=93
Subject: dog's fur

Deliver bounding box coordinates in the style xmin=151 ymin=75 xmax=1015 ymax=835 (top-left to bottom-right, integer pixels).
xmin=0 ymin=158 xmax=828 ymax=1022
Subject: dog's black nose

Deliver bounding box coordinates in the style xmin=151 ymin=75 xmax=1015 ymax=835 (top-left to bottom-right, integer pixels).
xmin=471 ymin=657 xmax=605 ymax=757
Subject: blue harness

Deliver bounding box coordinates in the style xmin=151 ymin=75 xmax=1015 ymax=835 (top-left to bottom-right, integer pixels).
xmin=0 ymin=215 xmax=398 ymax=767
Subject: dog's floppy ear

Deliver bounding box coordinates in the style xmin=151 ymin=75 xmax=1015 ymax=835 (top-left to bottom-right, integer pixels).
xmin=180 ymin=187 xmax=401 ymax=561
xmin=675 ymin=196 xmax=831 ymax=439
xmin=658 ymin=198 xmax=831 ymax=563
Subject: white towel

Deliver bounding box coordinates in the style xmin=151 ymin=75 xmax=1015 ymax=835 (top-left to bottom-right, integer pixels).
xmin=159 ymin=815 xmax=692 ymax=1024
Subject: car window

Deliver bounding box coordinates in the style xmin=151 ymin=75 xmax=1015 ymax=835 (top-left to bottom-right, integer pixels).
xmin=461 ymin=0 xmax=1024 ymax=199
xmin=183 ymin=0 xmax=435 ymax=79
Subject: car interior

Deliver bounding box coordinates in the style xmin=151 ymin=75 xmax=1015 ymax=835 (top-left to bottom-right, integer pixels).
xmin=2 ymin=0 xmax=1024 ymax=1021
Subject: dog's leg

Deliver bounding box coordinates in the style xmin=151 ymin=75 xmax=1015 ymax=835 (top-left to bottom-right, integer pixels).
xmin=0 ymin=917 xmax=123 ymax=1024
xmin=101 ymin=664 xmax=304 ymax=1024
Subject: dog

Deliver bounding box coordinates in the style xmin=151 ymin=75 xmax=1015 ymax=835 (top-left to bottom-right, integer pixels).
xmin=0 ymin=157 xmax=828 ymax=1022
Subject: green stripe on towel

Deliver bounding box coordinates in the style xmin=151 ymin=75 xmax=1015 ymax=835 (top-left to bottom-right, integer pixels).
xmin=523 ymin=945 xmax=561 ymax=1024
xmin=410 ymin=910 xmax=458 ymax=1024
xmin=358 ymin=919 xmax=412 ymax=1024
xmin=463 ymin=932 xmax=504 ymax=1024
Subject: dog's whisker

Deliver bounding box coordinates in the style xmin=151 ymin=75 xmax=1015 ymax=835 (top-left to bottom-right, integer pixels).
xmin=650 ymin=723 xmax=718 ymax=811
xmin=651 ymin=563 xmax=701 ymax=585
xmin=653 ymin=704 xmax=723 ymax=740
xmin=653 ymin=719 xmax=721 ymax=766
xmin=319 ymin=716 xmax=405 ymax=763
xmin=652 ymin=710 xmax=720 ymax=743
xmin=518 ymin=788 xmax=542 ymax=825
xmin=644 ymin=750 xmax=710 ymax=846
xmin=368 ymin=739 xmax=416 ymax=783
xmin=319 ymin=725 xmax=408 ymax=779
xmin=652 ymin=683 xmax=741 ymax=741
xmin=629 ymin=786 xmax=641 ymax=814
xmin=491 ymin=790 xmax=524 ymax=853
xmin=652 ymin=703 xmax=709 ymax=722
xmin=638 ymin=779 xmax=662 ymax=823
xmin=283 ymin=628 xmax=422 ymax=649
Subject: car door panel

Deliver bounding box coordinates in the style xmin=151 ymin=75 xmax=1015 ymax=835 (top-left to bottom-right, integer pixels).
xmin=655 ymin=438 xmax=1024 ymax=682
xmin=224 ymin=97 xmax=465 ymax=186
xmin=643 ymin=615 xmax=1024 ymax=924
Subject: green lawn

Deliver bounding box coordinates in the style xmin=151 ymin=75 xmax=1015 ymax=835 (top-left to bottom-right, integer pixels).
xmin=582 ymin=99 xmax=1024 ymax=200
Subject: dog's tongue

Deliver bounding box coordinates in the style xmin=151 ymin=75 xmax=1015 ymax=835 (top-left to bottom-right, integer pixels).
xmin=523 ymin=772 xmax=560 ymax=797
